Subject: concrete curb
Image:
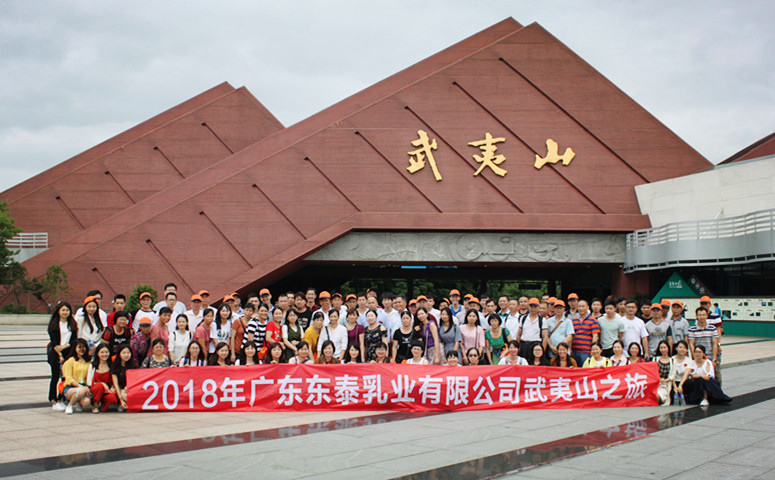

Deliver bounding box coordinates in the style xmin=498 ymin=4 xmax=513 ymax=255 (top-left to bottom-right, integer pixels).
xmin=0 ymin=315 xmax=49 ymax=326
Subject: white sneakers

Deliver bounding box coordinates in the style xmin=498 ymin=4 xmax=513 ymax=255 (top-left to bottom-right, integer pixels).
xmin=52 ymin=402 xmax=66 ymax=412
xmin=65 ymin=405 xmax=74 ymax=415
xmin=700 ymin=399 xmax=709 ymax=406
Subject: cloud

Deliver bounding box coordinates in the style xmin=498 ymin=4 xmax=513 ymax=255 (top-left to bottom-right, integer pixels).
xmin=0 ymin=122 xmax=133 ymax=188
xmin=0 ymin=0 xmax=773 ymax=192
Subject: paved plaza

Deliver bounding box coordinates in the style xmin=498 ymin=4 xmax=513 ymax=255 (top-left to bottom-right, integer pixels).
xmin=1 ymin=324 xmax=774 ymax=479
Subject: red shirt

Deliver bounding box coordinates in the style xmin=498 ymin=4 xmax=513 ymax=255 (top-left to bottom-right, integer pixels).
xmin=266 ymin=321 xmax=282 ymax=346
xmin=106 ymin=310 xmax=132 ymax=328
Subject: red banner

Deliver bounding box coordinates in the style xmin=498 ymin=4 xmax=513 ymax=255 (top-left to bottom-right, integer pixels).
xmin=127 ymin=363 xmax=658 ymax=412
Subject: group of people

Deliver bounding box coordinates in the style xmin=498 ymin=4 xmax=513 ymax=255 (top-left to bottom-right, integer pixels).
xmin=46 ymin=284 xmax=731 ymax=414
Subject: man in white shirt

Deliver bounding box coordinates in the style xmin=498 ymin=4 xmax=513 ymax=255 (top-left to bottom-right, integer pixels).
xmin=185 ymin=294 xmax=204 ymax=330
xmin=133 ymin=292 xmax=158 ymax=331
xmin=497 ymin=295 xmax=510 ymax=322
xmin=318 ymin=291 xmax=334 ymax=325
xmin=425 ymin=294 xmax=441 ymax=321
xmin=198 ymin=290 xmax=211 ymax=310
xmin=153 ymin=283 xmax=187 ymax=314
xmin=504 ymin=307 xmax=522 ymax=339
xmin=381 ymin=293 xmax=402 ymax=338
xmin=158 ymin=291 xmax=186 ymax=321
xmin=516 ymin=298 xmax=548 ymax=362
xmin=622 ymin=299 xmax=649 ymax=359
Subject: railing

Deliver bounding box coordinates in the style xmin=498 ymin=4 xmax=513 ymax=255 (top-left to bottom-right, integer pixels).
xmin=627 ymin=209 xmax=775 ymax=248
xmin=625 ymin=209 xmax=775 ymax=272
xmin=6 ymin=232 xmax=48 ymax=249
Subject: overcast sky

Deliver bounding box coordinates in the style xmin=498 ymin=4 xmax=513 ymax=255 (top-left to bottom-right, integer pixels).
xmin=1 ymin=0 xmax=773 ymax=193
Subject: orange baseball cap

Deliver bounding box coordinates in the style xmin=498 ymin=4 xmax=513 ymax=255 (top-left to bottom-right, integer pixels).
xmin=259 ymin=288 xmax=271 ymax=296
xmin=345 ymin=294 xmax=356 ymax=301
xmin=528 ymin=297 xmax=540 ymax=305
xmin=650 ymin=303 xmax=663 ymax=310
xmin=548 ymin=297 xmax=557 ymax=305
xmin=416 ymin=295 xmax=428 ymax=302
xmin=83 ymin=295 xmax=96 ymax=304
xmin=567 ymin=293 xmax=579 ymax=300
xmin=408 ymin=299 xmax=417 ymax=306
xmin=139 ymin=292 xmax=152 ymax=300
xmin=223 ymin=295 xmax=235 ymax=302
xmin=463 ymin=294 xmax=473 ymax=301
xmin=672 ymin=300 xmax=683 ymax=307
xmin=198 ymin=290 xmax=210 ymax=296
xmin=443 ymin=298 xmax=450 ymax=304
xmin=449 ymin=289 xmax=461 ymax=296
xmin=700 ymin=296 xmax=711 ymax=303
xmin=318 ymin=291 xmax=331 ymax=299
xmin=468 ymin=297 xmax=481 ymax=305
xmin=554 ymin=300 xmax=566 ymax=308
xmin=332 ymin=292 xmax=342 ymax=299
xmin=190 ymin=294 xmax=202 ymax=302
xmin=138 ymin=316 xmax=152 ymax=326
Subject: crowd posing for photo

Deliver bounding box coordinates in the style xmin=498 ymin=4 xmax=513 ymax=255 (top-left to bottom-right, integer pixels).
xmin=47 ymin=284 xmax=731 ymax=414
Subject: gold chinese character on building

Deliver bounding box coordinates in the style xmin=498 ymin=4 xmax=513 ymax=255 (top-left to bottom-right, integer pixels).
xmin=534 ymin=139 xmax=575 ymax=169
xmin=407 ymin=130 xmax=442 ymax=181
xmin=468 ymin=132 xmax=507 ymax=177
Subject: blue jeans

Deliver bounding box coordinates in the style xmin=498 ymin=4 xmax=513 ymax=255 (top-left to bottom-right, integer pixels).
xmin=573 ymin=352 xmax=589 ymax=367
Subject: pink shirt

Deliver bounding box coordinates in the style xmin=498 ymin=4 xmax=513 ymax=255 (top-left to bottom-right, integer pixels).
xmin=150 ymin=321 xmax=170 ymax=350
xmin=193 ymin=324 xmax=211 ymax=352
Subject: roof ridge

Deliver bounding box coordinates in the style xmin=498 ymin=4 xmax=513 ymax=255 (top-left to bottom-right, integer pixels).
xmin=720 ymin=131 xmax=775 ymax=165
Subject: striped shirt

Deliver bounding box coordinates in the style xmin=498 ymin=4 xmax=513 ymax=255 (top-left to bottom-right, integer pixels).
xmin=571 ymin=314 xmax=600 ymax=354
xmin=244 ymin=319 xmax=268 ymax=350
xmin=687 ymin=324 xmax=718 ymax=356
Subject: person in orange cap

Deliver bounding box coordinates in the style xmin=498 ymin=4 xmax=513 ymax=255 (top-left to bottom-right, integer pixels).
xmin=546 ymin=300 xmax=574 ymax=358
xmin=698 ymin=296 xmax=724 ymax=383
xmin=449 ymin=289 xmax=464 ymax=318
xmin=566 ymin=293 xmax=580 ymax=320
xmin=669 ymin=301 xmax=690 ymax=343
xmin=516 ymin=298 xmax=548 ymax=363
xmin=133 ymin=292 xmax=158 ymax=331
xmin=197 ymin=290 xmax=211 ymax=310
xmin=259 ymin=288 xmax=273 ymax=311
xmin=645 ymin=303 xmax=673 ymax=358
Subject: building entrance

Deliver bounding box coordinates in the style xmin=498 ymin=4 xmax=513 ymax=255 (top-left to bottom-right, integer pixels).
xmin=266 ymin=263 xmax=618 ymax=302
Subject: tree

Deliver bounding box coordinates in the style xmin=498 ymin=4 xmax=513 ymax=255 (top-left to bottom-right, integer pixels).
xmin=0 ymin=201 xmax=22 ymax=286
xmin=127 ymin=284 xmax=158 ymax=312
xmin=38 ymin=265 xmax=71 ymax=310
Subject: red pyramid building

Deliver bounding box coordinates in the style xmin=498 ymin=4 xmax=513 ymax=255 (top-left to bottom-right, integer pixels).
xmin=15 ymin=18 xmax=711 ymax=304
